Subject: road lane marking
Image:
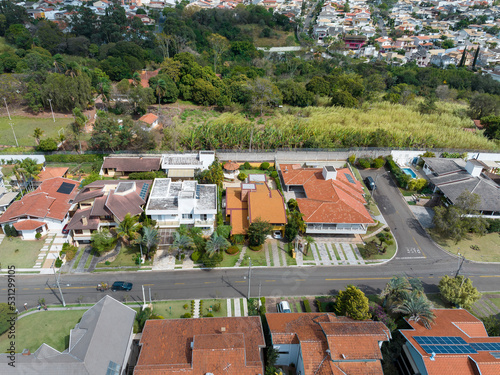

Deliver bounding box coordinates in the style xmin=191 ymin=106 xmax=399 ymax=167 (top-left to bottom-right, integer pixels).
xmin=479 ymin=275 xmax=500 ymax=278
xmin=325 ymin=277 xmax=392 ymax=281
xmin=174 ymin=283 xmax=184 ymax=285
xmin=265 ymin=280 xmax=276 ymax=282
xmin=144 ymin=284 xmax=154 ymax=286
xmin=23 ymin=288 xmax=29 ymax=290
xmin=204 ymin=282 xmax=215 ymax=284
xmin=395 ymin=257 xmax=427 ymax=259
xmin=235 ymin=280 xmax=246 ymax=283
xmin=428 ymin=276 xmax=433 ymax=278
xmin=296 ymin=279 xmax=305 ymax=281
xmin=34 ymin=288 xmax=40 ymax=290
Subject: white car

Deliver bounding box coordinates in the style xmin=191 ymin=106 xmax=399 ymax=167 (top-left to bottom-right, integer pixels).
xmin=277 ymin=301 xmax=291 ymax=313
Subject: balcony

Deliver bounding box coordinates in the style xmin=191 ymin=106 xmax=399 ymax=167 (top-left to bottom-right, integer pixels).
xmin=194 ymin=219 xmax=214 ymax=227
xmin=156 ymin=220 xmax=180 ymax=228
xmin=306 ymin=224 xmax=366 ymax=235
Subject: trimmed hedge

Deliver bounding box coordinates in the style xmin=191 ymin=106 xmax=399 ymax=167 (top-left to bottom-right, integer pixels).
xmin=226 ymin=246 xmax=239 ymax=255
xmin=191 ymin=251 xmax=202 ymax=262
xmin=45 ymin=154 xmax=105 ymax=163
xmin=238 ymin=172 xmax=247 ymax=181
xmin=303 ymin=298 xmax=312 ymax=312
xmin=386 ymin=155 xmax=411 ymax=188
xmin=260 ymin=162 xmax=270 ymax=170
xmin=260 ymin=297 xmax=266 ymax=315
xmin=249 ymin=244 xmax=263 ymax=251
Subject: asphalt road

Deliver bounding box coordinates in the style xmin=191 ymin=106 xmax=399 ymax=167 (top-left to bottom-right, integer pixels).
xmin=3 ymin=168 xmax=500 ymax=308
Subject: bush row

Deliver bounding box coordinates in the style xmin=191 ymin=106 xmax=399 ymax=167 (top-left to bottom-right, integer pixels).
xmin=357 ymin=157 xmax=385 ymax=169
xmin=386 ymin=156 xmax=411 ymax=188
xmin=303 ymin=298 xmax=312 ymax=312
xmin=45 ymin=154 xmax=106 ymax=163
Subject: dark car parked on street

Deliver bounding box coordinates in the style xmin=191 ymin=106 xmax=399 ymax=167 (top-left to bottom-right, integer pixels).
xmin=111 ymin=281 xmax=133 ymax=291
xmin=365 ymin=176 xmax=376 ymax=190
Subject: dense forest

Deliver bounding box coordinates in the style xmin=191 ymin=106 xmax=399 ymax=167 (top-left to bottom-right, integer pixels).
xmin=1 ymin=0 xmax=500 ymax=151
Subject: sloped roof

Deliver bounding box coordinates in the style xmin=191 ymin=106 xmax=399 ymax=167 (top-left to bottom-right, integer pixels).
xmin=0 ymin=296 xmax=136 ymax=374
xmin=401 ymin=309 xmax=500 ymax=375
xmin=224 ymin=161 xmax=240 ymax=171
xmin=37 ymin=167 xmax=68 ymax=181
xmin=139 ymin=113 xmax=159 ymax=125
xmin=0 ymin=177 xmax=78 ymax=224
xmin=13 ymin=220 xmax=46 ymax=231
xmin=279 ymin=165 xmax=373 ymax=225
xmin=267 ymin=313 xmax=390 ymax=375
xmin=66 ymin=208 xmax=100 ymax=231
xmin=135 ymin=317 xmax=265 ymax=375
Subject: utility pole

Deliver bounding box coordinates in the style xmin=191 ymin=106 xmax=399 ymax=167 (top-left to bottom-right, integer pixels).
xmin=247 ymin=257 xmax=252 ymax=300
xmin=3 ymin=97 xmax=11 ymax=120
xmin=52 ymin=262 xmax=66 ymax=307
xmin=9 ymin=123 xmax=19 ymax=147
xmin=48 ymin=99 xmax=55 ymax=122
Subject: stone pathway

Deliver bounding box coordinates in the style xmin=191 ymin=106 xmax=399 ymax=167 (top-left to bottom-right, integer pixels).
xmin=242 ymin=299 xmax=248 ymax=317
xmin=227 ymin=298 xmax=232 ymax=317
xmin=316 ymin=243 xmax=332 ymax=266
xmin=352 ymin=245 xmax=366 ymax=265
xmin=334 ymin=243 xmax=347 ymax=265
xmin=324 ymin=243 xmax=338 ymax=265
xmin=193 ymin=300 xmax=200 ymax=318
xmin=75 ymin=246 xmax=91 ymax=273
xmin=265 ymin=244 xmax=271 ymax=266
xmin=295 ymin=245 xmax=303 ymax=266
xmin=233 ymin=298 xmax=241 ymax=317
xmin=152 ymin=249 xmax=175 ymax=271
xmin=235 ymin=247 xmax=248 ymax=267
xmin=310 ymin=243 xmax=321 ymax=264
xmin=278 ymin=242 xmax=287 ymax=267
xmin=342 ymin=243 xmax=358 ymax=264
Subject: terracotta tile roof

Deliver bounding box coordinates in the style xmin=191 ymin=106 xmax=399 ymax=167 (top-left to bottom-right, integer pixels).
xmin=102 ymin=157 xmax=161 ymax=172
xmin=66 ymin=208 xmax=100 ymax=231
xmin=38 ymin=167 xmax=68 ymax=181
xmin=473 ymin=119 xmax=485 ymax=129
xmin=224 ymin=160 xmax=240 ymax=171
xmin=401 ymin=309 xmax=500 ymax=375
xmin=138 ymin=113 xmax=158 ymax=125
xmin=0 ymin=177 xmax=78 ymax=224
xmin=279 ymin=165 xmax=373 ymax=225
xmin=267 ymin=313 xmax=389 ymax=375
xmin=135 ymin=317 xmax=265 ymax=375
xmin=13 ymin=219 xmax=46 ymax=231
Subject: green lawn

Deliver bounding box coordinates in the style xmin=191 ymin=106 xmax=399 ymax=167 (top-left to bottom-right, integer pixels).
xmin=219 ymin=249 xmax=240 ymax=268
xmin=239 ymin=169 xmax=268 ymax=175
xmin=280 ymin=242 xmax=297 ymax=266
xmin=240 ymin=246 xmax=268 ymax=267
xmin=431 ymin=231 xmax=500 ymax=263
xmin=302 ymin=245 xmax=316 ymax=261
xmin=268 ymin=243 xmax=274 ymax=266
xmin=72 ymin=247 xmax=85 ymax=269
xmin=84 ymin=254 xmax=93 ymax=269
xmin=427 ymin=293 xmax=451 ymax=309
xmin=0 ymin=310 xmax=86 ymax=353
xmin=490 ymin=298 xmax=500 ymax=310
xmin=152 ymin=300 xmax=194 ymax=319
xmin=96 ymin=246 xmax=152 ymax=268
xmin=357 ymin=240 xmax=397 ymax=261
xmin=0 ymin=116 xmax=73 ymax=147
xmin=200 ymin=299 xmax=228 ymax=318
xmin=0 ymin=237 xmax=44 ymax=268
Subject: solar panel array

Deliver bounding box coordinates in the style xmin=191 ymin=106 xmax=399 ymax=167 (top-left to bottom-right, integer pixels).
xmin=420 ymin=345 xmax=477 ymax=354
xmin=471 ymin=342 xmax=500 ymax=351
xmin=415 ymin=337 xmax=500 ymax=355
xmin=344 ymin=173 xmax=355 ymax=184
xmin=139 ymin=184 xmax=149 ymax=200
xmin=414 ymin=336 xmax=467 ymax=345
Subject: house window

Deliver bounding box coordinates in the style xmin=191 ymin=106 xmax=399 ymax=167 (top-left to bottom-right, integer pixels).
xmin=182 ymin=214 xmax=193 ymax=219
xmin=200 ymin=214 xmax=208 ymax=221
xmin=74 ymin=230 xmax=83 ymax=234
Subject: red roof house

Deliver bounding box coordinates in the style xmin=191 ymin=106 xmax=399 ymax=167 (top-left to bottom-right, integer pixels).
xmin=279 ymin=164 xmax=373 ymax=234
xmin=267 ymin=313 xmax=390 ymax=375
xmin=0 ymin=177 xmax=78 ymax=239
xmin=398 ymin=309 xmax=500 ymax=375
xmin=134 ymin=316 xmax=265 ymax=374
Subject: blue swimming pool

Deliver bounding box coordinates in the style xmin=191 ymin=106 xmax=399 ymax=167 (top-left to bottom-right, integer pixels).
xmin=402 ymin=167 xmax=417 ymax=179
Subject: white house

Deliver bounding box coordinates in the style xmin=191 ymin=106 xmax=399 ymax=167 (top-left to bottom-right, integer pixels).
xmin=145 ymin=178 xmax=217 ymax=233
xmin=161 ymin=151 xmax=215 ymax=180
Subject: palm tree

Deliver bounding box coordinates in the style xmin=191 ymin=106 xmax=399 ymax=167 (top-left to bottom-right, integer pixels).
xmin=392 ymin=290 xmax=436 ymax=329
xmin=141 ymin=226 xmax=160 ymax=259
xmin=172 ymin=231 xmax=193 ymax=260
xmin=116 ymin=213 xmax=142 ymax=245
xmin=154 ymin=78 xmax=167 ymax=115
xmin=96 ymin=77 xmax=111 ymax=108
xmin=380 ymin=276 xmax=411 ymax=307
xmin=19 ymin=158 xmax=41 ymax=191
xmin=52 ymin=54 xmax=66 ymax=73
xmin=33 ymin=128 xmax=44 ymax=145
xmin=65 ymin=62 xmax=81 ymax=77
xmin=206 ymin=232 xmax=230 ymax=258
xmin=132 ymin=72 xmax=141 ymax=87
xmin=304 ymin=235 xmax=315 ymax=256
xmin=12 ymin=164 xmax=26 ymax=197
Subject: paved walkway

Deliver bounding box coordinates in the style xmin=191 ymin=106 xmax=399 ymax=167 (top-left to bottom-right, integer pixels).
xmin=193 ymin=300 xmax=200 ymax=318
xmin=152 ymin=249 xmax=175 ymax=271
xmin=235 ymin=247 xmax=247 ymax=267
xmin=233 ymin=298 xmax=241 ymax=317
xmin=271 ymin=242 xmax=281 ymax=267
xmin=409 ymin=206 xmax=435 ymax=229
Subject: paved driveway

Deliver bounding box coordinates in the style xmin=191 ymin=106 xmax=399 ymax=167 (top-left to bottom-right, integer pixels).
xmin=359 ymin=169 xmax=449 ymax=261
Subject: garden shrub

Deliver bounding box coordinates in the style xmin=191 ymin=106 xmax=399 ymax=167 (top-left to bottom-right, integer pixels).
xmin=260 ymin=162 xmax=270 ymax=170
xmin=486 ymin=219 xmax=500 ymax=233
xmin=226 ymin=246 xmax=239 ymax=255
xmin=386 ymin=156 xmax=411 ymax=188
xmin=205 ymin=313 xmax=214 ymax=317
xmin=270 ymin=171 xmax=278 ymax=178
xmin=303 ymin=298 xmax=312 ymax=312
xmin=35 ymin=232 xmax=42 ymax=240
xmin=191 ymin=251 xmax=202 ymax=262
xmin=268 ymin=166 xmax=275 ymax=172
xmin=201 ymin=252 xmax=223 ymax=267
xmin=348 ymin=154 xmax=356 ymax=164
xmin=260 ymin=297 xmax=266 ymax=315
xmin=45 ymin=154 xmax=105 ymax=163
xmin=183 ymin=303 xmax=189 ymax=310
xmin=371 ymin=157 xmax=385 ymax=169
xmin=238 ymin=172 xmax=247 ymax=181
xmin=55 ymin=257 xmax=63 ymax=268
xmin=181 ymin=312 xmax=192 ymax=318
xmin=231 ymin=234 xmax=245 ymax=245
xmin=369 ymin=303 xmax=397 ymax=331
xmin=358 ymin=158 xmax=371 ymax=169
xmin=249 ymin=244 xmax=263 ymax=251
xmin=213 ymin=303 xmax=221 ymax=312
xmin=240 ymin=161 xmax=251 ymax=170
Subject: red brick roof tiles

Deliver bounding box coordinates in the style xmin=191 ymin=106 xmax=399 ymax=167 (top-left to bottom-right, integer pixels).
xmin=401 ymin=309 xmax=500 ymax=375
xmin=135 ymin=317 xmax=265 ymax=375
xmin=38 ymin=167 xmax=68 ymax=181
xmin=13 ymin=220 xmax=46 ymax=231
xmin=266 ymin=313 xmax=389 ymax=375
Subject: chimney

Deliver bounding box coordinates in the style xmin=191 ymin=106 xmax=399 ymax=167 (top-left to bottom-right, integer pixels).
xmin=465 ymin=160 xmax=483 ymax=177
xmin=430 ymin=352 xmax=436 ymax=361
xmin=221 ymin=327 xmax=226 ymax=333
xmin=322 ymin=166 xmax=337 ymax=181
